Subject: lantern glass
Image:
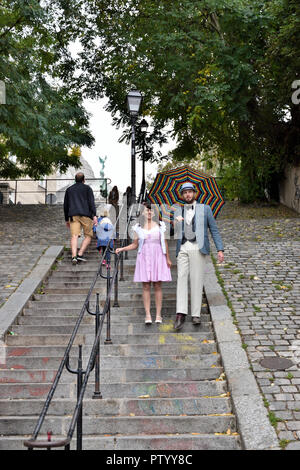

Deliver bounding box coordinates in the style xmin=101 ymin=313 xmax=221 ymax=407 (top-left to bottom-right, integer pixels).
xmin=140 ymin=118 xmax=149 ymax=133
xmin=127 ymin=89 xmax=142 ymax=116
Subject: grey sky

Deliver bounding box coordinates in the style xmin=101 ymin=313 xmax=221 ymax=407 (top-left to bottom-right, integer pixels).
xmin=82 ymin=98 xmax=175 ymax=194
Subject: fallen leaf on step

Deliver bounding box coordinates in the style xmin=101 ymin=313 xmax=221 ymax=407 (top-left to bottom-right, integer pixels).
xmin=138 ymin=395 xmax=150 ymax=398
xmin=129 ymin=413 xmax=135 ymax=416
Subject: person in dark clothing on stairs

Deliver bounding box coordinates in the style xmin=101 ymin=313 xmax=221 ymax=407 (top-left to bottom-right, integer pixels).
xmin=64 ymin=172 xmax=98 ymax=265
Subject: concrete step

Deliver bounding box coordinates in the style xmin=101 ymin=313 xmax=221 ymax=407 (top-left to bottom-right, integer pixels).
xmin=6 ymin=336 xmax=217 ymax=356
xmin=0 ymin=367 xmax=223 ymax=385
xmin=31 ymin=293 xmax=178 ymax=302
xmin=43 ymin=287 xmax=178 ymax=294
xmin=5 ymin=334 xmax=86 ymax=346
xmin=6 ymin=321 xmax=213 ymax=341
xmin=48 ymin=274 xmax=176 ymax=282
xmin=0 ymin=413 xmax=236 ymax=439
xmin=45 ymin=280 xmax=180 ymax=288
xmin=55 ymin=261 xmax=173 ymax=270
xmin=3 ymin=352 xmax=220 ymax=370
xmin=22 ymin=305 xmax=206 ymax=316
xmin=0 ymin=395 xmax=233 ymax=428
xmin=12 ymin=314 xmax=208 ymax=332
xmin=15 ymin=313 xmax=209 ymax=326
xmin=0 ymin=379 xmax=227 ymax=400
xmin=5 ymin=338 xmax=217 ymax=358
xmin=27 ymin=300 xmax=180 ymax=309
xmin=0 ymin=433 xmax=240 ymax=451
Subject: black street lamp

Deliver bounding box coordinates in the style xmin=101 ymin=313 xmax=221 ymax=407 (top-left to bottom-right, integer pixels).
xmin=139 ymin=118 xmax=149 ymax=199
xmin=126 ymin=89 xmax=142 ymax=203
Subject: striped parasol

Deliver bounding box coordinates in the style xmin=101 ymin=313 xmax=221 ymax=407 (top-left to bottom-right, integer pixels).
xmin=147 ymin=165 xmax=225 ymax=222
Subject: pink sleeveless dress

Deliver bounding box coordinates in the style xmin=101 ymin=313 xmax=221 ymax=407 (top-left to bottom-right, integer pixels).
xmin=133 ymin=226 xmax=172 ymax=283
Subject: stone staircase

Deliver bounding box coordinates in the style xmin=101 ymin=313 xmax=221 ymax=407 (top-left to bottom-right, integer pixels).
xmin=0 ymin=241 xmax=241 ymax=450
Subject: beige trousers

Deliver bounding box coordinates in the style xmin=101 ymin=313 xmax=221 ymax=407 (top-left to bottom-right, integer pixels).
xmin=176 ymin=241 xmax=207 ymax=317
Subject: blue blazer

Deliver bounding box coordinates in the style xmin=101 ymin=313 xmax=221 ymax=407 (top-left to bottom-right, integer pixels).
xmin=175 ymin=203 xmax=224 ymax=257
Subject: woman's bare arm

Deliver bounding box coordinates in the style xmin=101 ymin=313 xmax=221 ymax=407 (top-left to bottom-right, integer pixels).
xmin=115 ymin=236 xmax=138 ymax=254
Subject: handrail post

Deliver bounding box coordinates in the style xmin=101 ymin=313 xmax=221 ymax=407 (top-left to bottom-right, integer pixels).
xmin=113 ymin=250 xmax=119 ymax=307
xmin=104 ymin=264 xmax=112 ymax=345
xmin=65 ymin=345 xmax=85 ymax=450
xmin=76 ymin=345 xmax=83 ymax=450
xmin=125 ymin=236 xmax=128 ymax=259
xmin=119 ymin=250 xmax=124 ymax=282
xmin=93 ymin=293 xmax=102 ymax=399
xmin=87 ymin=294 xmax=102 ymax=399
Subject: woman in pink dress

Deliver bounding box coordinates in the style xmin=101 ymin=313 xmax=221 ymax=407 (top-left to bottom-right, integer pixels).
xmin=116 ymin=203 xmax=172 ymax=324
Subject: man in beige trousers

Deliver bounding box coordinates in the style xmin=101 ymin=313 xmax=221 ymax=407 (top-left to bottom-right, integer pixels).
xmin=174 ymin=182 xmax=224 ymax=331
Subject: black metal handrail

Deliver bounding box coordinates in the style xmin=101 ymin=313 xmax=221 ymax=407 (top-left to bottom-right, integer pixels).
xmin=23 ymin=201 xmax=135 ymax=450
xmin=0 ymin=178 xmax=111 ymax=205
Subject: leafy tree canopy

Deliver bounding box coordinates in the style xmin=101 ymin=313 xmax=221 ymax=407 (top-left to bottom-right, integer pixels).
xmin=0 ymin=0 xmax=94 ymax=179
xmin=74 ymin=0 xmax=300 ymax=202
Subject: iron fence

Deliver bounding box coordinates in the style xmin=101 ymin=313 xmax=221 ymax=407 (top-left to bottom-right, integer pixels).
xmin=0 ymin=178 xmax=111 ymax=205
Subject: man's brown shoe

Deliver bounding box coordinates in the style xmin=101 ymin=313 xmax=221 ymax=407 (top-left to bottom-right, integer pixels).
xmin=192 ymin=316 xmax=201 ymax=325
xmin=174 ymin=313 xmax=186 ymax=331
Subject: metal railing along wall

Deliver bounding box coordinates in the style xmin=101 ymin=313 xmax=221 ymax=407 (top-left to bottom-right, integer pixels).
xmin=0 ymin=178 xmax=111 ymax=205
xmin=23 ymin=202 xmax=135 ymax=450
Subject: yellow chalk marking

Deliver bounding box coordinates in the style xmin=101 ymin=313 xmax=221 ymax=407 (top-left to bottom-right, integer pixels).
xmin=181 ymin=345 xmax=198 ymax=353
xmin=172 ymin=334 xmax=195 ymax=342
xmin=158 ymin=323 xmax=174 ymax=332
xmin=159 ymin=335 xmax=166 ymax=345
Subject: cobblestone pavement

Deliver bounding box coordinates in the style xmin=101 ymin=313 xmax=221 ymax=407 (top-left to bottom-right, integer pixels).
xmin=0 ymin=205 xmax=69 ymax=245
xmin=0 ymin=205 xmax=68 ymax=307
xmin=0 ymin=201 xmax=300 ymax=448
xmin=216 ymin=202 xmax=300 ymax=449
xmin=0 ymin=245 xmax=48 ymax=308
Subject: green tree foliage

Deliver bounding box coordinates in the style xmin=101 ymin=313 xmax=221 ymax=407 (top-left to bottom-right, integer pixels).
xmin=76 ymin=0 xmax=300 ymax=203
xmin=0 ymin=0 xmax=94 ymax=179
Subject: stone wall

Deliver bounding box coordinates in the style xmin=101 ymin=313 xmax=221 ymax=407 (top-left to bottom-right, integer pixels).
xmin=279 ymin=164 xmax=300 ymax=214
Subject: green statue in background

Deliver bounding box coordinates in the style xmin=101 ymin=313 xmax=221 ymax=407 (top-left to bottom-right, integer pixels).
xmin=99 ymin=156 xmax=107 ymax=198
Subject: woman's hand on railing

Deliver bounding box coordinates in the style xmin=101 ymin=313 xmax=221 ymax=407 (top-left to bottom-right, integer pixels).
xmin=115 ymin=247 xmax=123 ymax=255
